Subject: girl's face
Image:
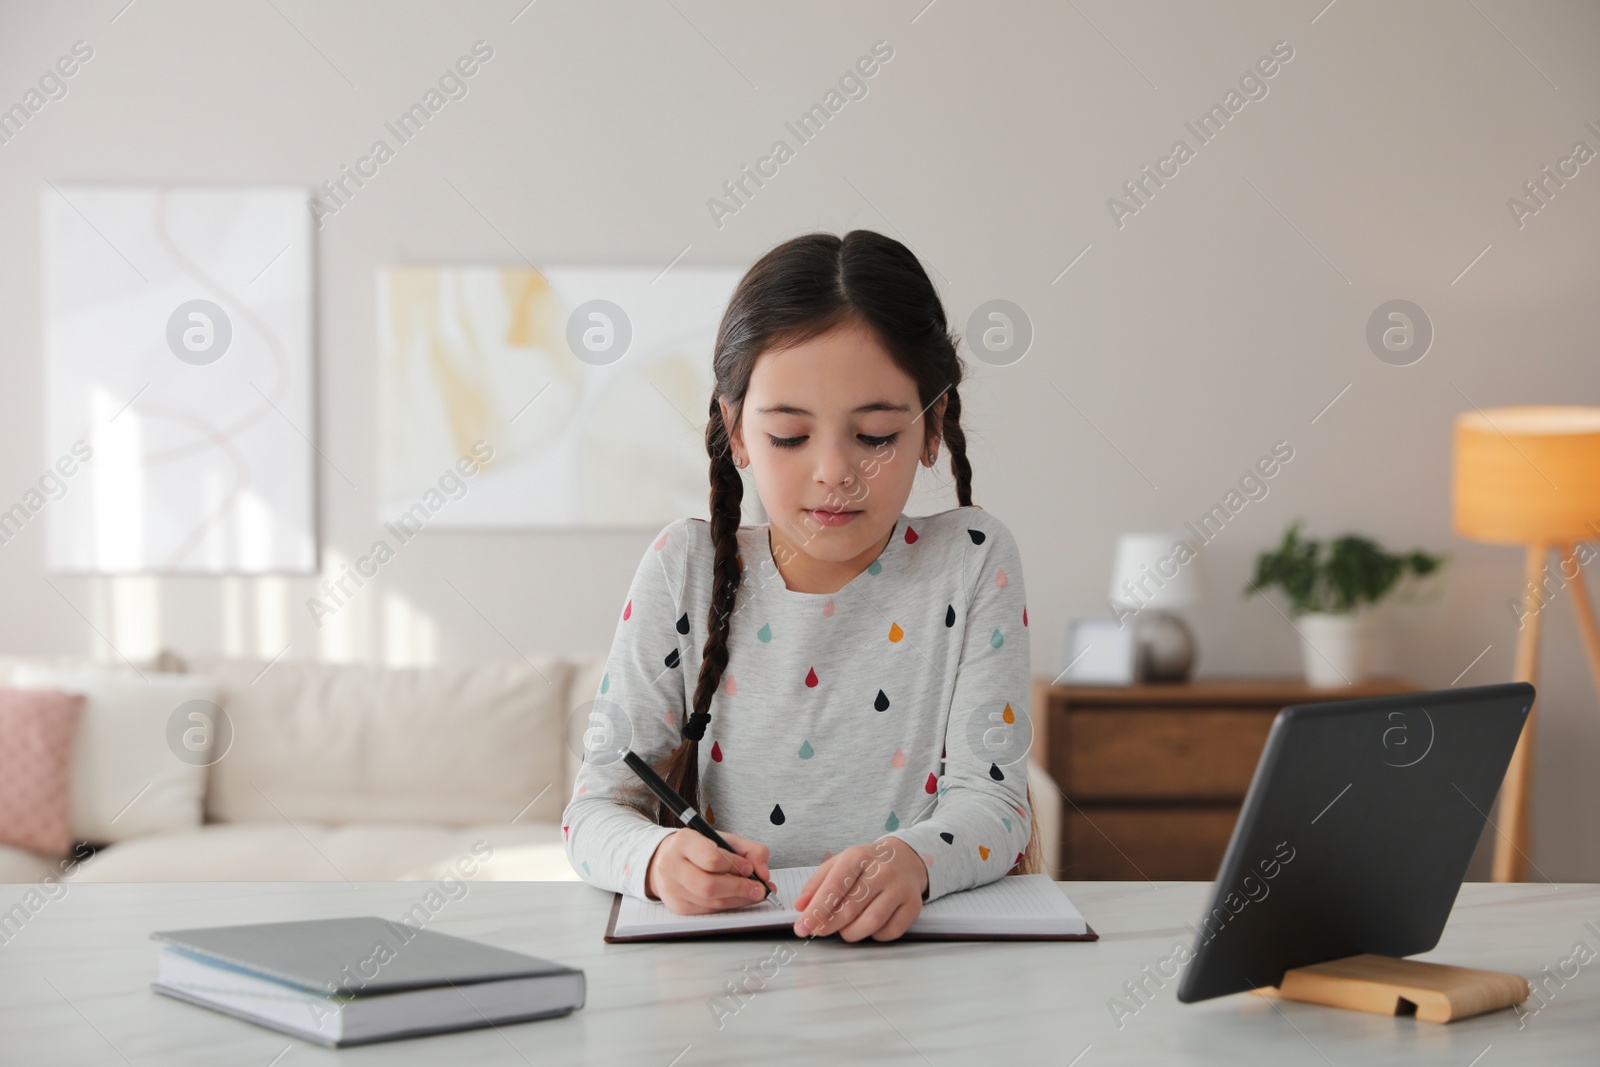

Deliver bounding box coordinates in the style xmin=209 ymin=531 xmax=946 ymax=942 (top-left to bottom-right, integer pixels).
xmin=721 ymin=318 xmax=946 ymax=591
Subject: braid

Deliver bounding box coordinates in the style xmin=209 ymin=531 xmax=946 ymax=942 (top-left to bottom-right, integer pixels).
xmin=940 ymin=385 xmax=973 ymax=508
xmin=636 ymin=394 xmax=744 ymax=829
xmin=939 ymin=385 xmax=1045 ymax=877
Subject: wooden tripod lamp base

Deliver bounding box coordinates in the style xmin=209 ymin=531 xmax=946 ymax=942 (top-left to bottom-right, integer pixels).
xmin=1253 ymin=954 xmax=1530 ymax=1023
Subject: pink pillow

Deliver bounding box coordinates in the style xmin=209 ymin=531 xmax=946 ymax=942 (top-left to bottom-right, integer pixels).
xmin=0 ymin=687 xmax=85 ymax=856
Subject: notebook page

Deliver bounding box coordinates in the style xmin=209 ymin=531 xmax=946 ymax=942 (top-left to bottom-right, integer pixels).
xmin=914 ymin=874 xmax=1084 ymax=933
xmin=612 ymin=868 xmax=1084 ymax=937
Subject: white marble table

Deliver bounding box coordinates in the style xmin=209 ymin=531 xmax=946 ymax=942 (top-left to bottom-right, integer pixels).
xmin=1 ymin=879 xmax=1595 ymax=1065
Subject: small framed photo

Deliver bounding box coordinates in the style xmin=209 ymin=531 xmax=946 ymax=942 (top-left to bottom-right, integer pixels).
xmin=1057 ymin=618 xmax=1137 ymax=686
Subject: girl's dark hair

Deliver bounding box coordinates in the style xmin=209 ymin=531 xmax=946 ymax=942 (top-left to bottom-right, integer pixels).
xmin=619 ymin=230 xmax=1044 ymax=879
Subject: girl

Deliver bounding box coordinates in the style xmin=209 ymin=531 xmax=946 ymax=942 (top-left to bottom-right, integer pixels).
xmin=563 ymin=229 xmax=1040 ymax=943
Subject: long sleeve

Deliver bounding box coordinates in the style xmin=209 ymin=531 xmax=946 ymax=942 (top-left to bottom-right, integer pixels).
xmin=892 ymin=513 xmax=1034 ymax=903
xmin=562 ymin=517 xmax=693 ymax=901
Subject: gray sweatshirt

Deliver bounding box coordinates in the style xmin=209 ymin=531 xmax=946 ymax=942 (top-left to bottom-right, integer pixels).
xmin=561 ymin=504 xmax=1035 ymax=904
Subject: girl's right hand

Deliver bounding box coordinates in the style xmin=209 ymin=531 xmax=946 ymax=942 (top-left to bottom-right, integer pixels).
xmin=644 ymin=829 xmax=775 ymax=914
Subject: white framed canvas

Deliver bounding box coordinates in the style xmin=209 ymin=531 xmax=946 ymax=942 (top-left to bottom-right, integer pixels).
xmin=377 ymin=265 xmax=743 ymax=529
xmin=1058 ymin=617 xmax=1138 ymax=686
xmin=39 ymin=184 xmax=314 ymax=573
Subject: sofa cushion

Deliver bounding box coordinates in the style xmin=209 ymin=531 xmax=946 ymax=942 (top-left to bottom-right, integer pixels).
xmin=186 ymin=655 xmax=573 ymax=828
xmin=0 ymin=687 xmax=84 ymax=854
xmin=68 ymin=821 xmax=576 ymax=882
xmin=7 ymin=664 xmax=221 ymax=843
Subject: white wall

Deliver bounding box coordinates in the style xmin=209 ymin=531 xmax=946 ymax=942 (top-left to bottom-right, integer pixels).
xmin=0 ymin=1 xmax=1596 ymax=878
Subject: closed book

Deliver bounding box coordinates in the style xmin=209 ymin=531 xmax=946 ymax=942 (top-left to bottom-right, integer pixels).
xmin=150 ymin=916 xmax=584 ymax=1047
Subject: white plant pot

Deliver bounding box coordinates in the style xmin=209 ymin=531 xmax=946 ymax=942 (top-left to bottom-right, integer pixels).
xmin=1296 ymin=611 xmax=1374 ymax=687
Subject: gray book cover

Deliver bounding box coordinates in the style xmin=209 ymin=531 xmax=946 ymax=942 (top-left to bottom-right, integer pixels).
xmin=150 ymin=916 xmax=583 ymax=997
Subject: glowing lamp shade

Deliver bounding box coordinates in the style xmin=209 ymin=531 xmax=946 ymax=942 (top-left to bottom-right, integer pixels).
xmin=1449 ymin=403 xmax=1600 ymax=885
xmin=1452 ymin=406 xmax=1600 ymax=545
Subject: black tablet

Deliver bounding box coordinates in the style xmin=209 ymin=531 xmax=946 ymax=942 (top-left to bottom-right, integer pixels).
xmin=1176 ymin=681 xmax=1533 ymax=1003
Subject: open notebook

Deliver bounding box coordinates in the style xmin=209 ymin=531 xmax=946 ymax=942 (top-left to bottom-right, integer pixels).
xmin=604 ymin=867 xmax=1096 ymax=942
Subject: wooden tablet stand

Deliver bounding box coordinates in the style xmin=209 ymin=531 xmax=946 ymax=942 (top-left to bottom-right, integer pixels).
xmin=1252 ymin=954 xmax=1530 ymax=1023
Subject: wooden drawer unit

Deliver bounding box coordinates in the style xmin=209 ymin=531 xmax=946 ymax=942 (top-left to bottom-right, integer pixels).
xmin=1035 ymin=677 xmax=1423 ymax=881
xmin=1062 ymin=806 xmax=1240 ymax=881
xmin=1062 ymin=707 xmax=1276 ymax=801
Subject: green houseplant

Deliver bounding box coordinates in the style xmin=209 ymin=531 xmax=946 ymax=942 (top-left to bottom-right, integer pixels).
xmin=1245 ymin=521 xmax=1447 ymax=686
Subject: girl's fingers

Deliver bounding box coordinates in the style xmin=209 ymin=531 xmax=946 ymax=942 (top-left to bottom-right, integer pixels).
xmin=703 ymin=831 xmax=773 ymax=884
xmin=684 ymin=833 xmax=756 ymax=877
xmin=792 ymin=854 xmax=837 ymax=911
xmin=798 ymin=863 xmax=874 ymax=937
xmin=838 ymin=893 xmax=905 ymax=943
xmin=684 ymin=868 xmax=772 ymax=910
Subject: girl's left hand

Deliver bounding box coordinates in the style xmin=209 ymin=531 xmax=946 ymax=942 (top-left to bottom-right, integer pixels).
xmin=790 ymin=836 xmax=928 ymax=942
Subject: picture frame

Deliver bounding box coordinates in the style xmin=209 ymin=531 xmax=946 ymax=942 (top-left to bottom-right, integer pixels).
xmin=1057 ymin=618 xmax=1138 ymax=686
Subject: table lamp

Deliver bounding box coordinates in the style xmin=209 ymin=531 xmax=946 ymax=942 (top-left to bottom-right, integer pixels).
xmin=1108 ymin=531 xmax=1202 ymax=682
xmin=1452 ymin=405 xmax=1600 ymax=882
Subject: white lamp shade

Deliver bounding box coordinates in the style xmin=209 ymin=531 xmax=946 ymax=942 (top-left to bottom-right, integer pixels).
xmin=1108 ymin=531 xmax=1202 ymax=609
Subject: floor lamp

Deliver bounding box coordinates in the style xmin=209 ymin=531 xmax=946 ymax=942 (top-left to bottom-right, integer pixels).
xmin=1452 ymin=405 xmax=1600 ymax=882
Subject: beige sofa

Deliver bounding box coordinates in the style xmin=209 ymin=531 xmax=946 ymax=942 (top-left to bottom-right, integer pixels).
xmin=0 ymin=651 xmax=1060 ymax=884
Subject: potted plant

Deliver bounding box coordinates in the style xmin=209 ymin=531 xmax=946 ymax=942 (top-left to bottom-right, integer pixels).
xmin=1244 ymin=521 xmax=1447 ymax=687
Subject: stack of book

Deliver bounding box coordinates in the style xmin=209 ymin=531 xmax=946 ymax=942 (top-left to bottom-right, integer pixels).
xmin=150 ymin=916 xmax=584 ymax=1047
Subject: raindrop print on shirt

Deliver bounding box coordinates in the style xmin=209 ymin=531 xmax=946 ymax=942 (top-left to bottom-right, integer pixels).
xmin=874 ymin=689 xmax=890 ymax=712
xmin=805 ymin=666 xmax=818 ymax=688
xmin=798 ymin=740 xmax=814 ymax=759
xmin=770 ymin=803 xmax=786 ymax=825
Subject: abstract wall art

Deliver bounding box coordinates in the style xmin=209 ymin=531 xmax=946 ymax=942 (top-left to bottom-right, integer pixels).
xmin=40 ymin=184 xmax=315 ymax=574
xmin=377 ymin=265 xmax=742 ymax=529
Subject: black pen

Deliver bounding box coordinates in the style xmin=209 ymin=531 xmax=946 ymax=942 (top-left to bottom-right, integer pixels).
xmin=621 ymin=748 xmax=774 ymax=904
